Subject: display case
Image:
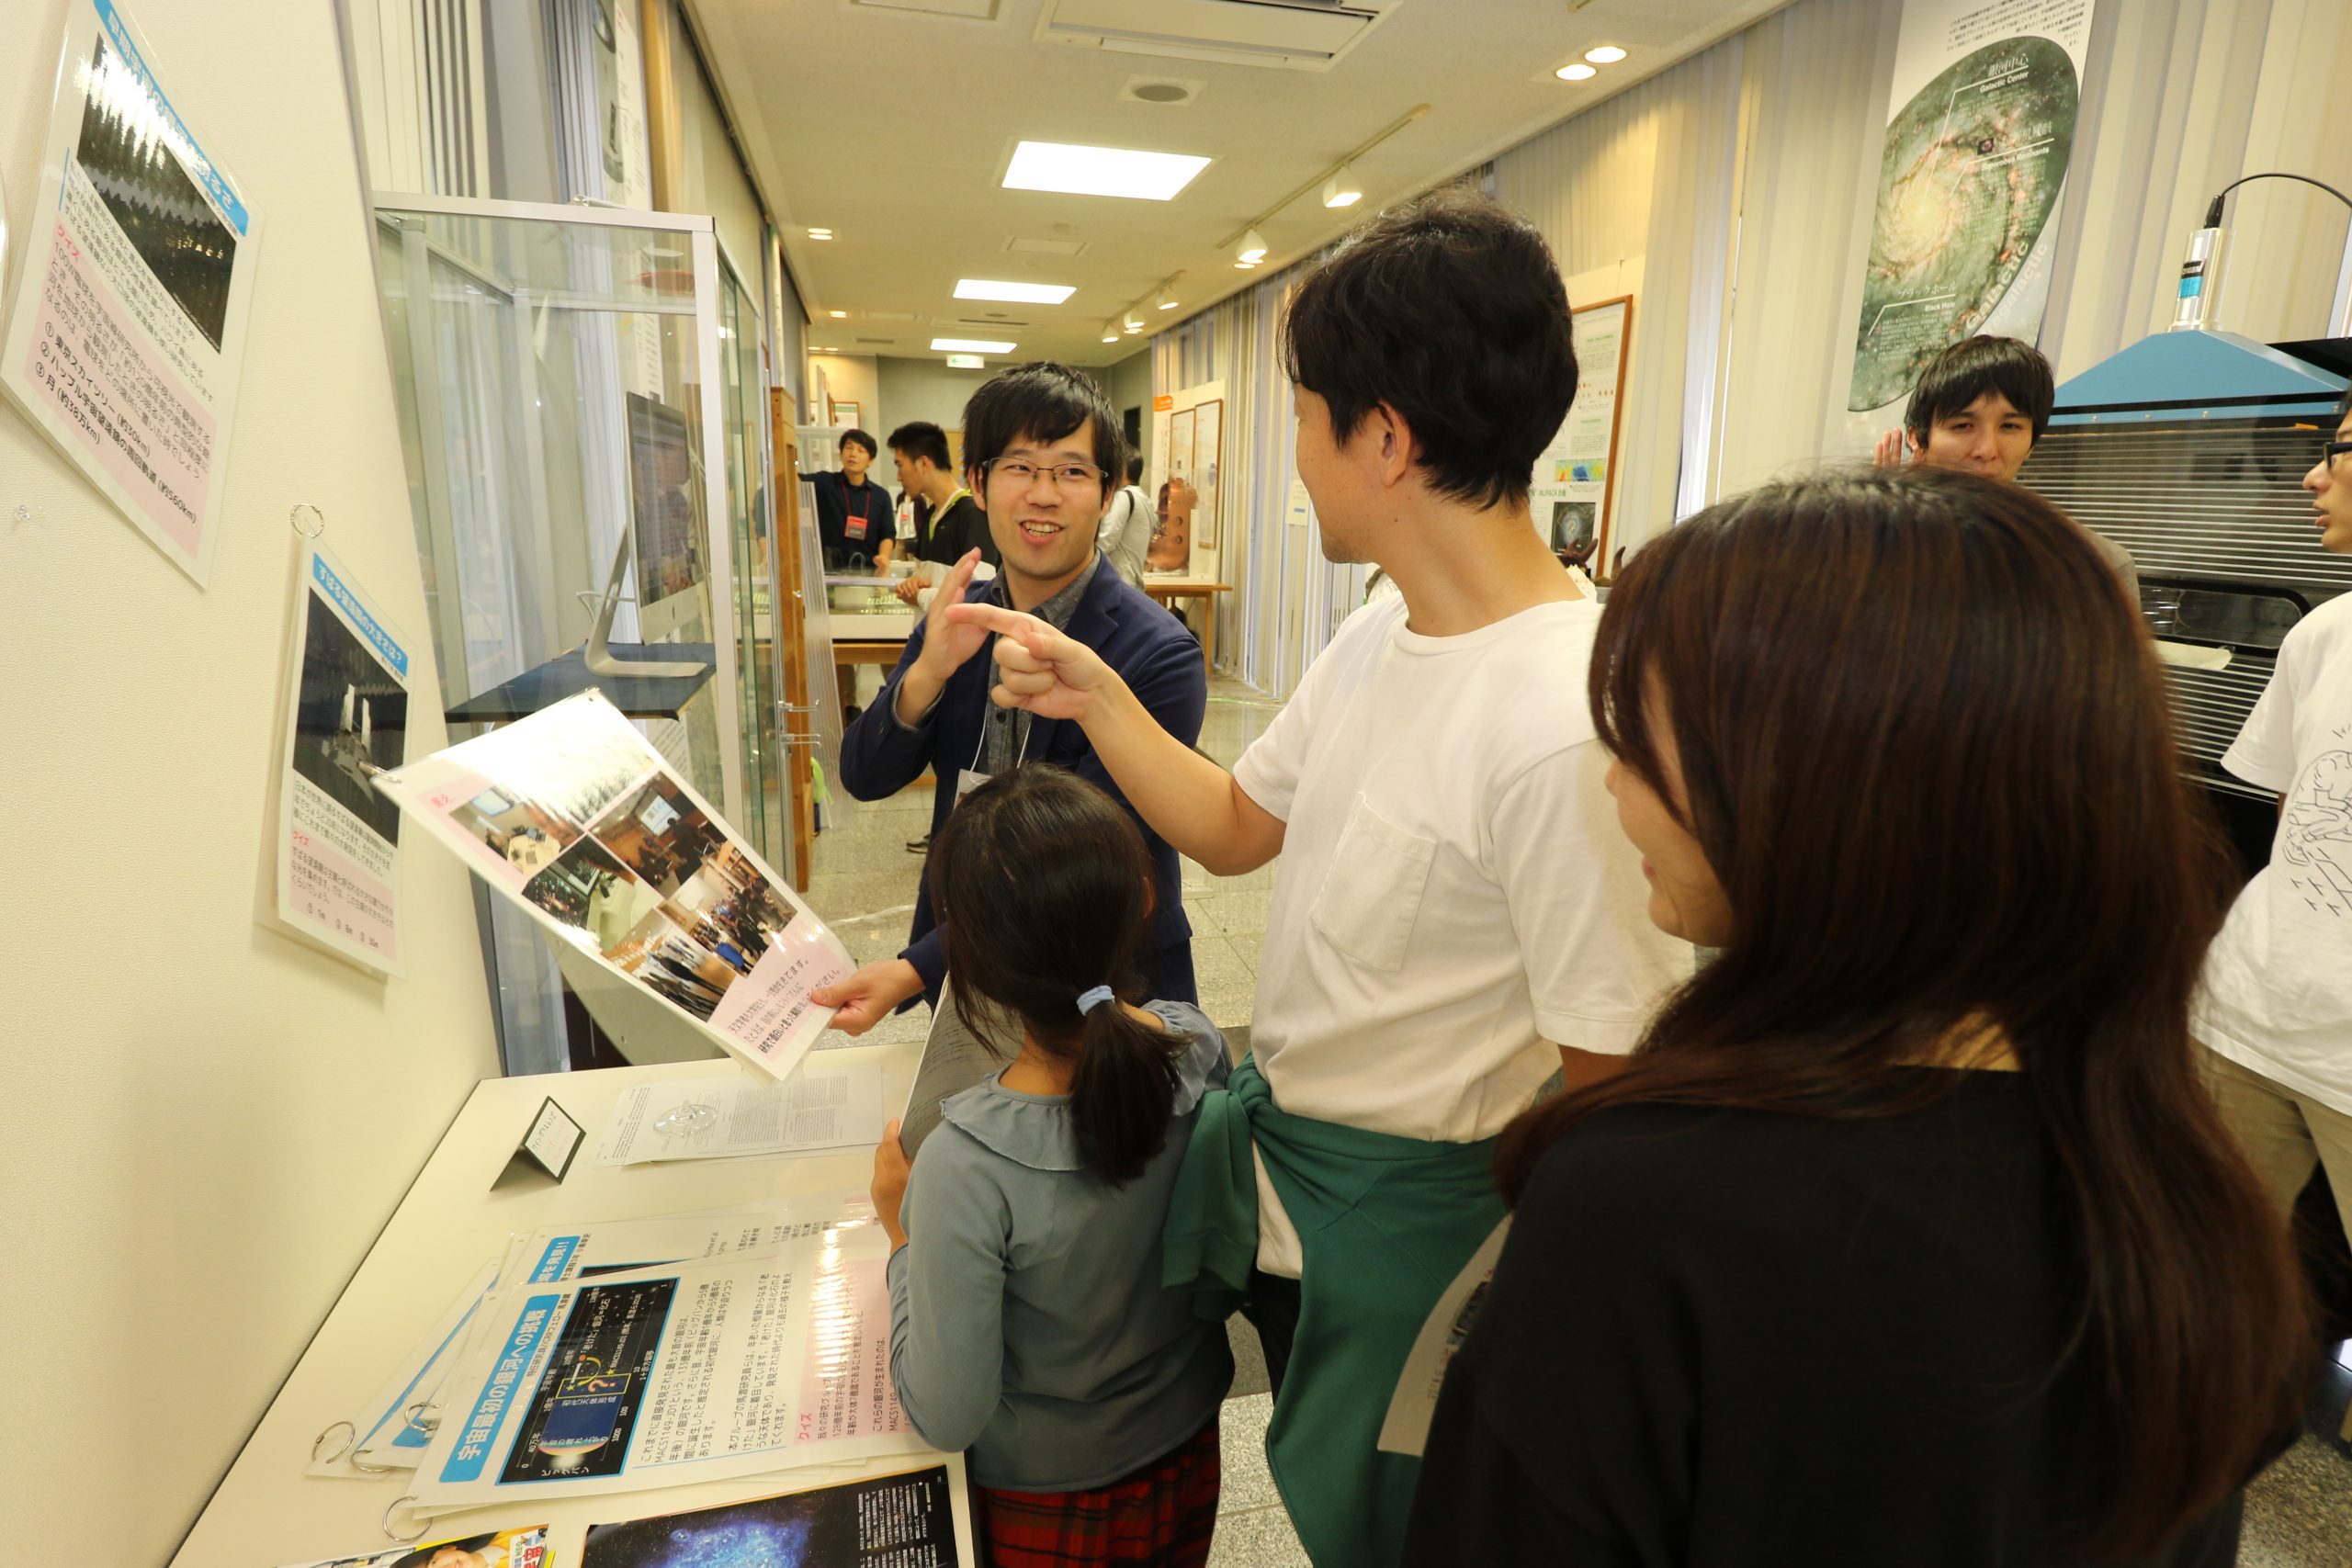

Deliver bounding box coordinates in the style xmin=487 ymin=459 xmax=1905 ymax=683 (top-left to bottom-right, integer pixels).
xmin=375 ymin=194 xmax=789 ymax=1072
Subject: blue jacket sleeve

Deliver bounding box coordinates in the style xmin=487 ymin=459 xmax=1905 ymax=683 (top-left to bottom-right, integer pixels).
xmin=840 ymin=625 xmax=943 ymax=803
xmin=887 ymin=1130 xmax=1011 ymax=1455
xmin=900 ymin=925 xmax=947 ymax=996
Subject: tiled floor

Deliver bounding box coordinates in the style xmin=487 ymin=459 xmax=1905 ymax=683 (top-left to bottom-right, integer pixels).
xmin=807 ymin=670 xmax=2350 ymax=1565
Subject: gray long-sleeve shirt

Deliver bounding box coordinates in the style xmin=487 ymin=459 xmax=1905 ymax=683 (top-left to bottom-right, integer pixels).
xmin=886 ymin=1001 xmax=1234 ymax=1490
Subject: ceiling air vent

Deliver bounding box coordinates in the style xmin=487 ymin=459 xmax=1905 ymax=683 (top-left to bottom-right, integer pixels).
xmin=854 ymin=336 xmax=897 ymax=345
xmin=1037 ymin=0 xmax=1399 ymax=73
xmin=852 ymin=0 xmax=1001 ymax=19
xmin=1006 ymin=235 xmax=1090 ymax=256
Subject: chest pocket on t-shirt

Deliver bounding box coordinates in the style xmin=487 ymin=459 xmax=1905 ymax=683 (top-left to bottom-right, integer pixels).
xmin=1310 ymin=794 xmax=1436 ymax=972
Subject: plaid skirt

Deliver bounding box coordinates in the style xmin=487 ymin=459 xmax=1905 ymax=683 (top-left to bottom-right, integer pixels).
xmin=977 ymin=1418 xmax=1222 ymax=1568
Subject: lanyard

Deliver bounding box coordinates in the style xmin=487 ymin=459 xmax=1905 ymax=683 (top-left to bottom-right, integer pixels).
xmin=841 ymin=477 xmax=873 ymax=525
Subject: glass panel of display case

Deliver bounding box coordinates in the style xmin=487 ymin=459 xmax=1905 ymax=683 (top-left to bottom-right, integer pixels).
xmin=375 ymin=197 xmax=762 ymax=1073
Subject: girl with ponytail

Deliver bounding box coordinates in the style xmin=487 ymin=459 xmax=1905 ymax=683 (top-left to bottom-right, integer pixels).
xmin=870 ymin=763 xmax=1234 ymax=1568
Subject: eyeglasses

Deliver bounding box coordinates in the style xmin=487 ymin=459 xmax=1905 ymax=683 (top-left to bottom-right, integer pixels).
xmin=983 ymin=457 xmax=1107 ymax=491
xmin=2324 ymin=439 xmax=2352 ymax=472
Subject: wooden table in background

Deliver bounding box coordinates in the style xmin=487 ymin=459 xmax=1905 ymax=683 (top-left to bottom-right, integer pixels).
xmin=1143 ymin=579 xmax=1233 ymax=676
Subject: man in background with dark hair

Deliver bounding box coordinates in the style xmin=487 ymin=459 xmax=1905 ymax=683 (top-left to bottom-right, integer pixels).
xmin=1875 ymin=334 xmax=2141 ymax=601
xmin=809 ymin=428 xmax=893 ymax=571
xmin=888 ymin=422 xmax=997 ymax=605
xmin=949 ymin=190 xmax=1690 ymax=1566
xmin=820 ymin=364 xmax=1205 ymax=1026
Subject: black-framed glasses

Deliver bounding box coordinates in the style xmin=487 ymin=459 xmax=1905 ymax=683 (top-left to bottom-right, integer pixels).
xmin=982 ymin=457 xmax=1108 ymax=491
xmin=2324 ymin=439 xmax=2352 ymax=473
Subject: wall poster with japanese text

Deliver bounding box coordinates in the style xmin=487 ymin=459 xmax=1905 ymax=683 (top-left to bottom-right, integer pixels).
xmin=271 ymin=540 xmax=412 ymax=974
xmin=0 ymin=0 xmax=262 ymax=585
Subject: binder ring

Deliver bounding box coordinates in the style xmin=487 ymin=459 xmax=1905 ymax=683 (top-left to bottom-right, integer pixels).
xmin=403 ymin=1401 xmax=441 ymax=1435
xmin=311 ymin=1420 xmax=355 ymax=1463
xmin=384 ymin=1495 xmax=428 ymax=1543
xmin=289 ymin=503 xmax=326 ymax=539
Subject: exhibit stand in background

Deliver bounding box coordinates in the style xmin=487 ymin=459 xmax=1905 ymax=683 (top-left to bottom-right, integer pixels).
xmin=0 ymin=4 xmax=501 ymax=1565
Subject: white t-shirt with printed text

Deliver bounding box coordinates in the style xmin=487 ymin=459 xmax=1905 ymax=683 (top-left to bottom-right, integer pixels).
xmin=2198 ymin=592 xmax=2352 ymax=1115
xmin=1233 ymin=593 xmax=1693 ymax=1274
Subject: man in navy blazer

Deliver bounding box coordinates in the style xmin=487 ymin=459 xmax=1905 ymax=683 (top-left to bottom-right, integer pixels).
xmin=813 ymin=363 xmax=1206 ymax=1032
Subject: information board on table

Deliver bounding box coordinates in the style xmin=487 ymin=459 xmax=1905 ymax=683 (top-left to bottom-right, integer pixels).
xmin=268 ymin=540 xmax=413 ymax=975
xmin=595 ymin=1063 xmax=887 ymax=1167
xmin=582 ymin=1461 xmax=971 ymax=1567
xmin=407 ymin=1206 xmax=922 ymax=1514
xmin=375 ymin=692 xmax=853 ymax=1083
xmin=1841 ymin=0 xmax=2097 ymax=432
xmin=0 ymin=0 xmax=263 ymax=586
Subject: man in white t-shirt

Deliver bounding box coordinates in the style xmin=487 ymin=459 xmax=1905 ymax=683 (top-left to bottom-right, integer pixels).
xmin=2198 ymin=389 xmax=2352 ymax=1254
xmin=948 ymin=189 xmax=1690 ymax=1565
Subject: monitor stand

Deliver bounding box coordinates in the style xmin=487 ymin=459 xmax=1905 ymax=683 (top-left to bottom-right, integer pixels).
xmin=583 ymin=524 xmax=710 ymax=680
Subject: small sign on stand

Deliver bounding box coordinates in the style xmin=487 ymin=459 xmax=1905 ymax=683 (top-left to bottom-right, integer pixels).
xmin=495 ymin=1097 xmax=584 ymax=1188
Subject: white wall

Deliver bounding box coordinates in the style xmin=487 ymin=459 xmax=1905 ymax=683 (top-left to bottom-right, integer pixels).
xmin=875 ymin=354 xmax=993 ymax=437
xmin=811 ymin=352 xmax=883 ymax=433
xmin=0 ymin=4 xmax=500 ymax=1562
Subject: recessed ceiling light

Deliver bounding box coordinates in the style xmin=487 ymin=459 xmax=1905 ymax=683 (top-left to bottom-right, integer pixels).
xmin=933 ymin=337 xmax=1017 ymax=353
xmin=1584 ymin=45 xmax=1627 ymax=63
xmin=808 ymin=229 xmax=834 ymax=240
xmin=1002 ymin=140 xmax=1211 ymax=201
xmin=1555 ymin=62 xmax=1597 ymax=81
xmin=811 ymin=346 xmax=837 ymax=353
xmin=1320 ymin=164 xmax=1363 ymax=209
xmin=955 ymin=278 xmax=1078 ymax=305
xmin=828 ymin=310 xmax=847 ymax=318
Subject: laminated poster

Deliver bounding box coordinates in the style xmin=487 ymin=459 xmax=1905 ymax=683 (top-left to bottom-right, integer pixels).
xmin=407 ymin=1210 xmax=922 ymax=1513
xmin=374 ymin=691 xmax=853 ymax=1082
xmin=0 ymin=0 xmax=262 ymax=585
xmin=272 ymin=540 xmax=413 ymax=975
xmin=582 ymin=1461 xmax=969 ymax=1568
xmin=276 ymin=1522 xmax=548 ymax=1568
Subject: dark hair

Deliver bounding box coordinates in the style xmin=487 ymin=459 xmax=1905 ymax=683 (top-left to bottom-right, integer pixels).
xmin=960 ymin=361 xmax=1124 ymax=499
xmin=1282 ymin=187 xmax=1576 ymax=509
xmin=1904 ymin=335 xmax=2056 ymax=445
xmin=1126 ymin=452 xmax=1146 ymax=483
xmin=930 ymin=765 xmax=1182 ymax=1184
xmin=1498 ymin=468 xmax=2306 ymax=1559
xmin=888 ymin=421 xmax=952 ymax=472
xmin=838 ymin=427 xmax=877 ymax=459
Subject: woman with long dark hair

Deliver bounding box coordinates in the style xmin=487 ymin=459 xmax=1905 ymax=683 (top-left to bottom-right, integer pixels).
xmin=1402 ymin=468 xmax=2307 ymax=1565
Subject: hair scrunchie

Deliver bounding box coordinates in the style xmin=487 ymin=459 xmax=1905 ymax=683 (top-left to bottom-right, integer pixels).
xmin=1076 ymin=986 xmax=1117 ymax=1016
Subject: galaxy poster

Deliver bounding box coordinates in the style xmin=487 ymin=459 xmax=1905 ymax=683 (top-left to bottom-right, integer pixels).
xmin=582 ymin=1464 xmax=961 ymax=1568
xmin=499 ymin=1278 xmax=675 ymax=1483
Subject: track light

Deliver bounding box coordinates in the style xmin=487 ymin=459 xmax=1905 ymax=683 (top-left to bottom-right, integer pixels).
xmin=1320 ymin=164 xmax=1363 ymax=209
xmin=1156 ymin=285 xmax=1179 ymax=310
xmin=1102 ymin=321 xmax=1122 ymax=343
xmin=1237 ymin=228 xmax=1269 ymax=265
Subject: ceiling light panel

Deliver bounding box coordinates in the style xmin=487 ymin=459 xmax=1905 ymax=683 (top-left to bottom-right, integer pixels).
xmin=955 ymin=278 xmax=1079 ymax=304
xmin=1002 ymin=140 xmax=1211 ymax=201
xmin=933 ymin=337 xmax=1018 ymax=353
